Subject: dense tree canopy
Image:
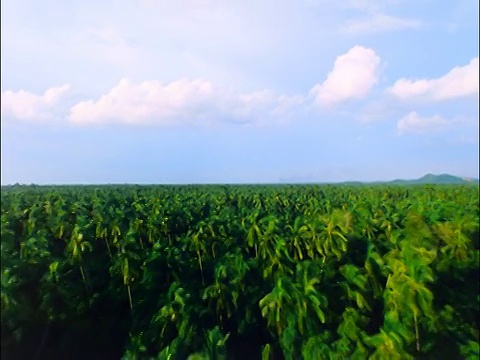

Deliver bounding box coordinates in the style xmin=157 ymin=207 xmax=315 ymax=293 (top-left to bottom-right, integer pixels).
xmin=1 ymin=184 xmax=479 ymax=359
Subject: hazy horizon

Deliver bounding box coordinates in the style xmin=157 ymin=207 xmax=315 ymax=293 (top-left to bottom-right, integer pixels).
xmin=2 ymin=173 xmax=478 ymax=186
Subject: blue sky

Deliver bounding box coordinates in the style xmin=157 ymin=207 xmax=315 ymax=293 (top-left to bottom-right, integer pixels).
xmin=1 ymin=0 xmax=478 ymax=184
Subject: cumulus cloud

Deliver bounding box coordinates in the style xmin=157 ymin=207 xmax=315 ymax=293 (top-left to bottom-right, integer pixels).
xmin=397 ymin=111 xmax=449 ymax=134
xmin=388 ymin=57 xmax=479 ymax=101
xmin=69 ymin=78 xmax=298 ymax=126
xmin=341 ymin=13 xmax=421 ymax=35
xmin=1 ymin=84 xmax=71 ymax=121
xmin=310 ymin=46 xmax=381 ymax=108
xmin=69 ymin=78 xmax=215 ymax=125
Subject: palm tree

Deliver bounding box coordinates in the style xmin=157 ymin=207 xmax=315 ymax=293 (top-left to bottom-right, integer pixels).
xmin=93 ymin=212 xmax=112 ymax=258
xmin=333 ymin=307 xmax=369 ymax=358
xmin=184 ymin=229 xmax=207 ymax=286
xmin=243 ymin=211 xmax=262 ymax=258
xmin=65 ymin=225 xmax=92 ymax=293
xmin=383 ymin=241 xmax=436 ymax=353
xmin=285 ymin=215 xmax=309 ymax=260
xmin=203 ymin=250 xmax=249 ymax=328
xmin=110 ymin=221 xmax=122 ymax=249
xmin=434 ymin=213 xmax=478 ymax=264
xmin=339 ymin=264 xmax=371 ymax=311
xmin=257 ymin=215 xmax=281 ymax=261
xmin=111 ymin=245 xmax=139 ymax=314
xmin=290 ymin=261 xmax=327 ymax=335
xmin=316 ymin=208 xmax=353 ymax=262
xmin=365 ymin=329 xmax=413 ymax=360
xmin=260 ymin=261 xmax=327 ymax=338
xmin=259 ymin=277 xmax=292 ymax=336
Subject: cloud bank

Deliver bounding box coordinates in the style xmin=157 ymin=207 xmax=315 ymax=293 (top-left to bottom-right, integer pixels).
xmin=69 ymin=45 xmax=382 ymax=125
xmin=397 ymin=111 xmax=449 ymax=134
xmin=388 ymin=57 xmax=479 ymax=101
xmin=1 ymin=85 xmax=71 ymax=121
xmin=1 ymin=46 xmax=476 ymax=136
xmin=68 ymin=78 xmax=300 ymax=126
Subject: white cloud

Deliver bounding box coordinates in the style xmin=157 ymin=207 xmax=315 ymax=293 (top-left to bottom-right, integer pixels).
xmin=397 ymin=111 xmax=449 ymax=134
xmin=388 ymin=57 xmax=479 ymax=101
xmin=1 ymin=84 xmax=71 ymax=121
xmin=341 ymin=13 xmax=421 ymax=35
xmin=69 ymin=78 xmax=216 ymax=125
xmin=310 ymin=45 xmax=381 ymax=107
xmin=69 ymin=78 xmax=298 ymax=126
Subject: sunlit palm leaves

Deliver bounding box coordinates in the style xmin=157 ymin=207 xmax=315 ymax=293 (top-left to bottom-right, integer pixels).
xmin=65 ymin=225 xmax=92 ymax=284
xmin=316 ymin=208 xmax=353 ymax=261
xmin=260 ymin=261 xmax=327 ymax=340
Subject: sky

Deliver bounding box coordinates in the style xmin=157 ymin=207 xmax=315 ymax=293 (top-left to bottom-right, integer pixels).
xmin=1 ymin=0 xmax=479 ymax=184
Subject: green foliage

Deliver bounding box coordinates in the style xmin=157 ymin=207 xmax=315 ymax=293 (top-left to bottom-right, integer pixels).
xmin=0 ymin=184 xmax=478 ymax=359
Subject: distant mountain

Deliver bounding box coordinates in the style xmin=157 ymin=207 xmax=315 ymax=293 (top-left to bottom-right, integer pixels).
xmin=327 ymin=173 xmax=479 ymax=186
xmin=388 ymin=173 xmax=479 ymax=185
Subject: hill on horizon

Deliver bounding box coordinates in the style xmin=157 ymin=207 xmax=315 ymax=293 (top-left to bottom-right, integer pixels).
xmin=330 ymin=173 xmax=479 ymax=186
xmin=387 ymin=173 xmax=479 ymax=185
